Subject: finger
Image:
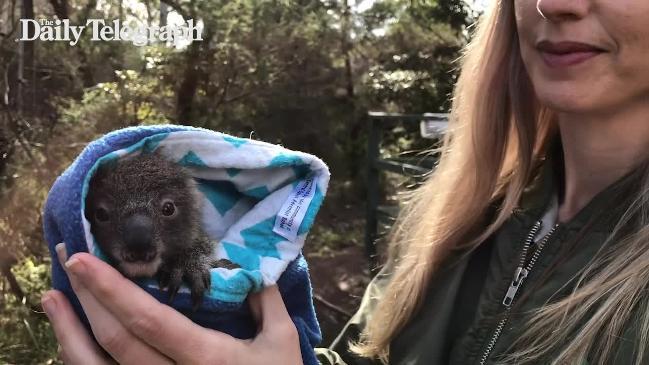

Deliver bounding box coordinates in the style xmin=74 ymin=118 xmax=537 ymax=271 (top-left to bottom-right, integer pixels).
xmin=247 ymin=286 xmax=301 ymax=365
xmin=67 ymin=267 xmax=173 ymax=365
xmin=248 ymin=291 xmax=262 ymax=331
xmin=56 ymin=242 xmax=68 ymax=266
xmin=248 ymin=286 xmax=297 ymax=337
xmin=59 ymin=248 xmax=173 ymax=365
xmin=42 ymin=290 xmax=110 ymax=365
xmin=57 ymin=345 xmax=68 ymax=364
xmin=64 ymin=251 xmax=230 ymax=362
xmin=59 ymin=347 xmax=73 ymax=365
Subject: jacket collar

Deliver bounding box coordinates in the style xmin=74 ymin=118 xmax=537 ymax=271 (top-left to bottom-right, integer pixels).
xmin=515 ymin=136 xmax=645 ymax=233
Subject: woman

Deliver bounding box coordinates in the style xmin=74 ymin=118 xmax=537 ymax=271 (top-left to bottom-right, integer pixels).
xmin=43 ymin=0 xmax=649 ymax=364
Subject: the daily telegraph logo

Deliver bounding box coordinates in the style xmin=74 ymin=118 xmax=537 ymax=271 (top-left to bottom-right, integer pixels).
xmin=17 ymin=19 xmax=202 ymax=46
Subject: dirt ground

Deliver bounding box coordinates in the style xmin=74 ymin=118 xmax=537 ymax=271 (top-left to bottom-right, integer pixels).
xmin=306 ymin=244 xmax=371 ymax=346
xmin=301 ymin=182 xmax=378 ymax=346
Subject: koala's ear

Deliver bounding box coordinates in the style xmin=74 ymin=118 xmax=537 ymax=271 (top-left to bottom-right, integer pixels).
xmin=88 ymin=160 xmax=112 ymax=190
xmin=98 ymin=156 xmax=119 ymax=172
xmin=186 ymin=177 xmax=204 ymax=207
xmin=138 ymin=144 xmax=165 ymax=159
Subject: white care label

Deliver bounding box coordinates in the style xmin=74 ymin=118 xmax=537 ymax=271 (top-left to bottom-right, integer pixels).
xmin=273 ymin=176 xmax=316 ymax=242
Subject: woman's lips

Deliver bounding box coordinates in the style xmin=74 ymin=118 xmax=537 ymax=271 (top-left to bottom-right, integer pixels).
xmin=536 ymin=40 xmax=607 ymax=68
xmin=540 ymin=50 xmax=602 ymax=68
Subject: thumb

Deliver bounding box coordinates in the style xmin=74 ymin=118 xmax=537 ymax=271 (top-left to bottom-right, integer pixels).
xmin=248 ymin=285 xmax=293 ymax=334
xmin=247 ymin=286 xmax=303 ymax=365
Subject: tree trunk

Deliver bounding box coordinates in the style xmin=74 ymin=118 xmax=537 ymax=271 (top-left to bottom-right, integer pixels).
xmin=176 ymin=24 xmax=212 ymax=123
xmin=18 ymin=0 xmax=34 ymax=115
xmin=176 ymin=42 xmax=202 ymax=123
xmin=160 ymin=2 xmax=168 ymax=27
xmin=118 ymin=0 xmax=123 ymax=23
xmin=47 ymin=0 xmax=95 ymax=86
xmin=48 ymin=0 xmax=69 ymax=19
xmin=0 ymin=253 xmax=25 ymax=304
xmin=341 ymin=0 xmax=361 ymax=181
xmin=341 ymin=0 xmax=354 ymax=98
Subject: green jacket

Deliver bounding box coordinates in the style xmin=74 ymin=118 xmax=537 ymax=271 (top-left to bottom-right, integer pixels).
xmin=316 ymin=153 xmax=645 ymax=365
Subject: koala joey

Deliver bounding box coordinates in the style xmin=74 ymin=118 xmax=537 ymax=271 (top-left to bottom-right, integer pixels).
xmin=85 ymin=151 xmax=238 ymax=309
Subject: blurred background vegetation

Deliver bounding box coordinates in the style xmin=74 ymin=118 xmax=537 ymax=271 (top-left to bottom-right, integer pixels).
xmin=0 ymin=0 xmax=480 ymax=363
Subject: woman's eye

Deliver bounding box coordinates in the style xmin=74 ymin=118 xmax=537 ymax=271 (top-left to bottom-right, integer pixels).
xmin=95 ymin=207 xmax=110 ymax=222
xmin=162 ymin=201 xmax=176 ymax=216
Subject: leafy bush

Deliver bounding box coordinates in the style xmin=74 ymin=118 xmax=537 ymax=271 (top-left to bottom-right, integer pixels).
xmin=58 ymin=67 xmax=174 ymax=133
xmin=0 ymin=257 xmax=60 ymax=365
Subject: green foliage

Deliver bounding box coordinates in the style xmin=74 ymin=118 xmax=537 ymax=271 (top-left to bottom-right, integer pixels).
xmin=58 ymin=67 xmax=173 ymax=133
xmin=0 ymin=1 xmax=476 ymax=363
xmin=51 ymin=0 xmax=472 ymax=176
xmin=12 ymin=258 xmax=51 ymax=306
xmin=358 ymin=0 xmax=469 ymax=113
xmin=0 ymin=258 xmax=60 ymax=365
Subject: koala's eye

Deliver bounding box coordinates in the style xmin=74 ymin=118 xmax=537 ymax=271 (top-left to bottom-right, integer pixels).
xmin=162 ymin=201 xmax=176 ymax=217
xmin=95 ymin=207 xmax=110 ymax=223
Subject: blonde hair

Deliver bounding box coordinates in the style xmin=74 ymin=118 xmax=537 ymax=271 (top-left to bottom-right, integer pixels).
xmin=351 ymin=1 xmax=649 ymax=364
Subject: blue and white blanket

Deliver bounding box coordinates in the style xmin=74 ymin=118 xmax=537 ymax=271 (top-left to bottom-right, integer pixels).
xmin=43 ymin=125 xmax=329 ymax=365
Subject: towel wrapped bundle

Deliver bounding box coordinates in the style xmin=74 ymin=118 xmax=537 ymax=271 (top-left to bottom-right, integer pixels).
xmin=43 ymin=125 xmax=330 ymax=365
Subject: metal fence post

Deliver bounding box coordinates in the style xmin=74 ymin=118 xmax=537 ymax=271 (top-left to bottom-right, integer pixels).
xmin=365 ymin=115 xmax=380 ymax=273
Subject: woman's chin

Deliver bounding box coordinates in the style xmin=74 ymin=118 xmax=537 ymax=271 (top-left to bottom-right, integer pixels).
xmin=537 ymin=93 xmax=602 ymax=115
xmin=534 ymin=82 xmax=611 ymax=115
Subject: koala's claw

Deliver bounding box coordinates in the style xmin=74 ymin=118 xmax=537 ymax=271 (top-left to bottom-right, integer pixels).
xmin=212 ymin=258 xmax=241 ymax=270
xmin=158 ymin=267 xmax=183 ymax=303
xmin=156 ymin=257 xmax=211 ymax=310
xmin=186 ymin=263 xmax=211 ymax=311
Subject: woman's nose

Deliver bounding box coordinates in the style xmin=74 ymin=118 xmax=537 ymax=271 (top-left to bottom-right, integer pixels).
xmin=536 ymin=0 xmax=592 ymax=22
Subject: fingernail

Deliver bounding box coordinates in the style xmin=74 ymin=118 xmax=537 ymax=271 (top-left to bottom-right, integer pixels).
xmin=64 ymin=257 xmax=83 ymax=274
xmin=55 ymin=243 xmax=67 ymax=263
xmin=42 ymin=294 xmax=56 ymax=316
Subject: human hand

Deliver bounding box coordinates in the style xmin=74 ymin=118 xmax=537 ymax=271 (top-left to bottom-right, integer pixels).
xmin=42 ymin=243 xmax=303 ymax=365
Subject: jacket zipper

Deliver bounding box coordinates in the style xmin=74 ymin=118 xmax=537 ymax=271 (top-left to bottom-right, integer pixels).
xmin=478 ymin=220 xmax=560 ymax=365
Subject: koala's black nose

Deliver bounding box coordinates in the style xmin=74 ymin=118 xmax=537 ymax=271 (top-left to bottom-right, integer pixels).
xmin=123 ymin=214 xmax=154 ymax=260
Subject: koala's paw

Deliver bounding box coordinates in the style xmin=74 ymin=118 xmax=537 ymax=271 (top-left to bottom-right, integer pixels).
xmin=185 ymin=257 xmax=212 ymax=311
xmin=212 ymin=258 xmax=241 ymax=270
xmin=157 ymin=256 xmax=211 ymax=310
xmin=157 ymin=265 xmax=184 ymax=303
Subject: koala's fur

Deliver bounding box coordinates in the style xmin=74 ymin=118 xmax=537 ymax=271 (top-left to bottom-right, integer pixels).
xmin=85 ymin=152 xmax=234 ymax=308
